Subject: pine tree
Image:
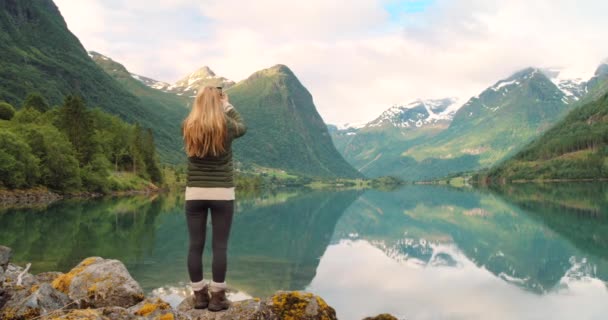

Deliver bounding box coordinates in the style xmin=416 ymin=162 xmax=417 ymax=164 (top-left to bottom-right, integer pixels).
xmin=57 ymin=95 xmax=96 ymax=164
xmin=143 ymin=128 xmax=163 ymax=183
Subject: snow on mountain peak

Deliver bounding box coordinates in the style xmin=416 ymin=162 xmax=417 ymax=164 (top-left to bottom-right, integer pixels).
xmin=367 ymin=98 xmax=460 ymax=129
xmin=541 ymin=67 xmax=589 ymax=101
xmin=336 ymin=122 xmax=367 ymax=130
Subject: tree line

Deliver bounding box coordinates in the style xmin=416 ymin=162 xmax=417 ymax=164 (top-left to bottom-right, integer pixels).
xmin=0 ymin=93 xmax=163 ymax=193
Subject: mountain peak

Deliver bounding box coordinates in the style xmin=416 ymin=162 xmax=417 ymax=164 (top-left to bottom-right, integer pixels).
xmin=189 ymin=66 xmax=216 ymax=78
xmin=595 ymin=63 xmax=608 ymax=77
xmin=256 ymin=64 xmax=295 ymax=78
xmin=540 ymin=67 xmax=587 ymax=101
xmin=366 ymin=98 xmax=459 ymax=129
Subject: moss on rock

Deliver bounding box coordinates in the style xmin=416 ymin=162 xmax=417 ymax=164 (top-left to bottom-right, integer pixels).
xmin=268 ymin=291 xmax=337 ymax=320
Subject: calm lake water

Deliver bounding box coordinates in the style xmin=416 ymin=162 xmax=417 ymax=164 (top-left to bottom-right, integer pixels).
xmin=1 ymin=183 xmax=607 ymax=320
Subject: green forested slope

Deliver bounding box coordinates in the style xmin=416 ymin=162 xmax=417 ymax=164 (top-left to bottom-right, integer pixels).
xmin=482 ymin=93 xmax=608 ymax=181
xmin=0 ymin=0 xmax=184 ymax=163
xmin=227 ymin=65 xmax=362 ymax=178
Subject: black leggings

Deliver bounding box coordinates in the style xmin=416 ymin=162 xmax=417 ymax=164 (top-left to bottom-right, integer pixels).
xmin=185 ymin=200 xmax=234 ymax=283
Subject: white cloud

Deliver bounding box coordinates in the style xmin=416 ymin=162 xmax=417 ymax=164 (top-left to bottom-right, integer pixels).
xmin=54 ymin=0 xmax=608 ymax=124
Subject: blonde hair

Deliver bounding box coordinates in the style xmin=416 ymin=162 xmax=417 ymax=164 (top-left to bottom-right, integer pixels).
xmin=182 ymin=86 xmax=227 ymax=157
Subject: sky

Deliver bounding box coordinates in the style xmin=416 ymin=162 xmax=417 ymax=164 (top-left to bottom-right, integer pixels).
xmin=54 ymin=0 xmax=608 ymax=125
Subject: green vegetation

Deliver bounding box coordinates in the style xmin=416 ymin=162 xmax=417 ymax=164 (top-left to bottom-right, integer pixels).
xmin=227 ymin=65 xmax=362 ymax=179
xmin=0 ymin=93 xmax=163 ymax=193
xmin=0 ymin=101 xmax=15 ymax=120
xmin=22 ymin=92 xmax=50 ymax=113
xmin=0 ymin=1 xmax=186 ymax=163
xmin=480 ymin=93 xmax=608 ymax=182
xmin=329 ymin=124 xmax=451 ymax=180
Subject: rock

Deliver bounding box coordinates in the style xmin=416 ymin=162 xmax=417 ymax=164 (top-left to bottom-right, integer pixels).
xmin=39 ymin=306 xmax=135 ymax=320
xmin=40 ymin=308 xmax=108 ymax=319
xmin=266 ymin=291 xmax=337 ymax=320
xmin=178 ymin=295 xmax=273 ymax=320
xmin=0 ymin=287 xmax=7 ymax=309
xmin=363 ymin=314 xmax=399 ymax=320
xmin=0 ymin=283 xmax=72 ymax=320
xmin=0 ymin=246 xmax=11 ymax=268
xmin=51 ymin=257 xmax=144 ymax=308
xmin=99 ymin=306 xmax=136 ymax=320
xmin=128 ymin=297 xmax=189 ymax=320
xmin=3 ymin=263 xmax=38 ymax=290
xmin=36 ymin=271 xmax=64 ymax=284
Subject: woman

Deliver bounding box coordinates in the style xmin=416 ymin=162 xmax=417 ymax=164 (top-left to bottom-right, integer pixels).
xmin=181 ymin=86 xmax=247 ymax=311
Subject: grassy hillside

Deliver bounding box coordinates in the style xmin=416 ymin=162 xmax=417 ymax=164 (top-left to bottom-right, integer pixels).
xmin=227 ymin=65 xmax=362 ymax=178
xmin=481 ymin=93 xmax=608 ymax=181
xmin=0 ymin=0 xmax=185 ymax=163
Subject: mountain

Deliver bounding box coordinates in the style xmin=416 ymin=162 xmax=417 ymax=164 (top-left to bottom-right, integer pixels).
xmin=482 ymin=91 xmax=608 ymax=181
xmin=92 ymin=52 xmax=360 ymax=178
xmin=583 ymin=62 xmax=608 ymax=102
xmin=366 ymin=98 xmax=459 ymax=129
xmin=375 ymin=68 xmax=577 ymax=180
xmin=329 ymin=98 xmax=459 ymax=175
xmin=227 ymin=65 xmax=362 ymax=178
xmin=0 ymin=0 xmax=186 ymax=163
xmin=138 ymin=66 xmax=235 ymax=97
xmin=541 ymin=68 xmax=588 ymax=102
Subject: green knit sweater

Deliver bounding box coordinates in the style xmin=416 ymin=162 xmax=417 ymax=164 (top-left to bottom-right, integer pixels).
xmin=186 ymin=103 xmax=247 ymax=188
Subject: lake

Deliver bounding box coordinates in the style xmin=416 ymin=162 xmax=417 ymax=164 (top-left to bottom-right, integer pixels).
xmin=1 ymin=183 xmax=607 ymax=320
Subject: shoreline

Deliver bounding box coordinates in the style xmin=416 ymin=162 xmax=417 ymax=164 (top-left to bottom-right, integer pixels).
xmin=0 ymin=186 xmax=170 ymax=208
xmin=0 ymin=245 xmax=397 ymax=320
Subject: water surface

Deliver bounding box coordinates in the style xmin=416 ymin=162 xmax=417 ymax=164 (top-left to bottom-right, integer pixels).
xmin=1 ymin=183 xmax=607 ymax=319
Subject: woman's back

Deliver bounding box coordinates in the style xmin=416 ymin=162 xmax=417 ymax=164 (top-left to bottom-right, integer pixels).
xmin=186 ymin=101 xmax=247 ymax=189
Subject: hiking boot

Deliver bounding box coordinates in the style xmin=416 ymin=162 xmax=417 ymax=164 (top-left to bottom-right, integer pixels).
xmin=193 ymin=286 xmax=210 ymax=309
xmin=208 ymin=289 xmax=230 ymax=312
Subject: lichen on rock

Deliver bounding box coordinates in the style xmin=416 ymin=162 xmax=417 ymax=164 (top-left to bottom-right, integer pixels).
xmin=266 ymin=291 xmax=337 ymax=320
xmin=50 ymin=257 xmax=144 ymax=309
xmin=1 ymin=283 xmax=72 ymax=320
xmin=127 ymin=297 xmax=188 ymax=319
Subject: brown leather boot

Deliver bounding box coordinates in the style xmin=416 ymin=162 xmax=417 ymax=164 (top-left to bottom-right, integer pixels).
xmin=193 ymin=286 xmax=210 ymax=309
xmin=208 ymin=288 xmax=230 ymax=312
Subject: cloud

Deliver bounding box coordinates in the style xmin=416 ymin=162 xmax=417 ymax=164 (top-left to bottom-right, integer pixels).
xmin=54 ymin=0 xmax=608 ymax=124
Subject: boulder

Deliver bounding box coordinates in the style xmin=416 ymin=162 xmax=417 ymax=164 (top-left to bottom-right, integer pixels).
xmin=0 ymin=246 xmax=11 ymax=269
xmin=0 ymin=283 xmax=72 ymax=320
xmin=36 ymin=271 xmax=64 ymax=284
xmin=266 ymin=291 xmax=337 ymax=320
xmin=178 ymin=295 xmax=273 ymax=320
xmin=3 ymin=263 xmax=38 ymax=289
xmin=39 ymin=306 xmax=135 ymax=320
xmin=51 ymin=257 xmax=144 ymax=308
xmin=128 ymin=297 xmax=189 ymax=320
xmin=40 ymin=308 xmax=112 ymax=320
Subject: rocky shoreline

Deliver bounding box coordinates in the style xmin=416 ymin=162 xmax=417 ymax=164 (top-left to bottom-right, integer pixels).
xmin=0 ymin=246 xmax=397 ymax=320
xmin=0 ymin=187 xmax=166 ymax=208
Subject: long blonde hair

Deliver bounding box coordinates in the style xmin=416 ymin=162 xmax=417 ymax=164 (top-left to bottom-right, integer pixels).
xmin=182 ymin=86 xmax=227 ymax=157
